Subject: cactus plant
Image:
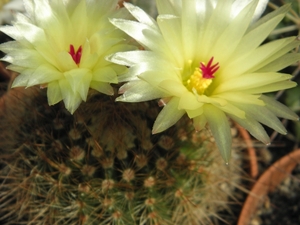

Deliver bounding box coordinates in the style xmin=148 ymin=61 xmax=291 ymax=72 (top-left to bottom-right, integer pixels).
xmin=0 ymin=87 xmax=241 ymax=225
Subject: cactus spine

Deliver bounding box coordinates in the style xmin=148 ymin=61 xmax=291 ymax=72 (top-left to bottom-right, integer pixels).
xmin=0 ymin=88 xmax=241 ymax=225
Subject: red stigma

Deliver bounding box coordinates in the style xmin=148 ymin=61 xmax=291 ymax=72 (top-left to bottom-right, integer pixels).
xmin=200 ymin=57 xmax=219 ymax=79
xmin=69 ymin=45 xmax=82 ymax=65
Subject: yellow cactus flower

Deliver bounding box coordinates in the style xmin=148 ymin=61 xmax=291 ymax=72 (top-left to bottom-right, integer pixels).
xmin=0 ymin=0 xmax=134 ymax=113
xmin=109 ymin=0 xmax=299 ymax=163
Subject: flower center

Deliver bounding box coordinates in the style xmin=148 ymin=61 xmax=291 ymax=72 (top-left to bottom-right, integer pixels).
xmin=69 ymin=45 xmax=82 ymax=65
xmin=186 ymin=57 xmax=219 ymax=95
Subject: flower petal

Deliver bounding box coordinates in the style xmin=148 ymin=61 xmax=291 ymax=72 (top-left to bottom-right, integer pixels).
xmin=223 ymin=37 xmax=297 ymax=79
xmin=217 ymin=102 xmax=246 ymax=119
xmin=47 ymin=80 xmax=63 ymax=105
xmin=231 ymin=6 xmax=287 ymax=60
xmin=123 ymin=2 xmax=157 ymax=28
xmin=92 ymin=67 xmax=117 ymax=83
xmin=77 ymin=72 xmax=92 ymax=101
xmin=203 ymin=104 xmax=232 ymax=163
xmin=108 ymin=50 xmax=158 ymax=66
xmin=11 ymin=69 xmax=34 ymax=87
xmin=181 ymin=0 xmax=198 ymax=61
xmin=192 ymin=114 xmax=207 ymax=131
xmin=109 ymin=18 xmax=165 ymax=52
xmin=90 ymin=81 xmax=114 ymax=96
xmin=117 ymin=80 xmax=166 ymax=102
xmin=59 ymin=79 xmax=82 ymax=114
xmin=213 ymin=92 xmax=264 ymax=106
xmin=243 ymin=81 xmax=297 ymax=94
xmin=158 ymin=79 xmax=187 ymax=97
xmin=153 ymin=97 xmax=185 ymax=134
xmin=57 ymin=51 xmax=77 ymax=72
xmin=260 ymin=95 xmax=299 ymax=120
xmin=186 ymin=107 xmax=204 ymax=119
xmin=64 ymin=68 xmax=90 ymax=94
xmin=215 ymin=72 xmax=293 ymax=94
xmin=258 ymin=53 xmax=300 ymax=72
xmin=156 ymin=0 xmax=180 ymax=15
xmin=236 ymin=103 xmax=287 ymax=134
xmin=211 ymin=0 xmax=257 ymax=63
xmin=157 ymin=14 xmax=183 ymax=66
xmin=232 ymin=0 xmax=269 ymax=22
xmin=178 ymin=91 xmax=203 ymax=110
xmin=229 ymin=114 xmax=270 ymax=144
xmin=26 ymin=64 xmax=62 ymax=87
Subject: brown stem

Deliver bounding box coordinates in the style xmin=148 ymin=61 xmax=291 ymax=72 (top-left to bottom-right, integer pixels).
xmin=236 ymin=123 xmax=259 ymax=178
xmin=238 ymin=149 xmax=300 ymax=225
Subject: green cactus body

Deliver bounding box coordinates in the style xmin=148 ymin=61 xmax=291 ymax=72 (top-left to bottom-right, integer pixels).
xmin=0 ymin=88 xmax=241 ymax=225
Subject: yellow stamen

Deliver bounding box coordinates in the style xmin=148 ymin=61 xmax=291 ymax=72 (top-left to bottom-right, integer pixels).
xmin=187 ymin=67 xmax=212 ymax=95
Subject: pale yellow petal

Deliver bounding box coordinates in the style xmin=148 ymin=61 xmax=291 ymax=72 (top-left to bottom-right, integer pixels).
xmin=77 ymin=72 xmax=92 ymax=101
xmin=90 ymin=81 xmax=114 ymax=96
xmin=57 ymin=51 xmax=77 ymax=72
xmin=47 ymin=81 xmax=63 ymax=105
xmin=186 ymin=107 xmax=204 ymax=119
xmin=157 ymin=15 xmax=183 ymax=66
xmin=214 ymin=72 xmax=293 ymax=94
xmin=64 ymin=68 xmax=90 ymax=93
xmin=258 ymin=53 xmax=300 ymax=72
xmin=153 ymin=97 xmax=185 ymax=134
xmin=158 ymin=79 xmax=187 ymax=97
xmin=70 ymin=0 xmax=87 ymax=46
xmin=156 ymin=0 xmax=179 ymax=15
xmin=223 ymin=37 xmax=296 ymax=79
xmin=216 ymin=102 xmax=246 ymax=119
xmin=213 ymin=92 xmax=264 ymax=106
xmin=196 ymin=95 xmax=227 ymax=106
xmin=229 ymin=114 xmax=270 ymax=144
xmin=203 ymin=104 xmax=232 ymax=163
xmin=59 ymin=79 xmax=82 ymax=114
xmin=211 ymin=0 xmax=257 ymax=63
xmin=117 ymin=80 xmax=165 ymax=102
xmin=178 ymin=91 xmax=203 ymax=110
xmin=181 ymin=0 xmax=197 ymax=61
xmin=192 ymin=114 xmax=207 ymax=131
xmin=231 ymin=6 xmax=288 ymax=60
xmin=109 ymin=18 xmax=165 ymax=52
xmin=92 ymin=67 xmax=117 ymax=83
xmin=123 ymin=2 xmax=156 ymax=28
xmin=243 ymin=81 xmax=297 ymax=94
xmin=236 ymin=103 xmax=287 ymax=134
xmin=260 ymin=95 xmax=299 ymax=120
xmin=11 ymin=69 xmax=34 ymax=87
xmin=26 ymin=64 xmax=62 ymax=87
xmin=198 ymin=0 xmax=234 ymax=58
